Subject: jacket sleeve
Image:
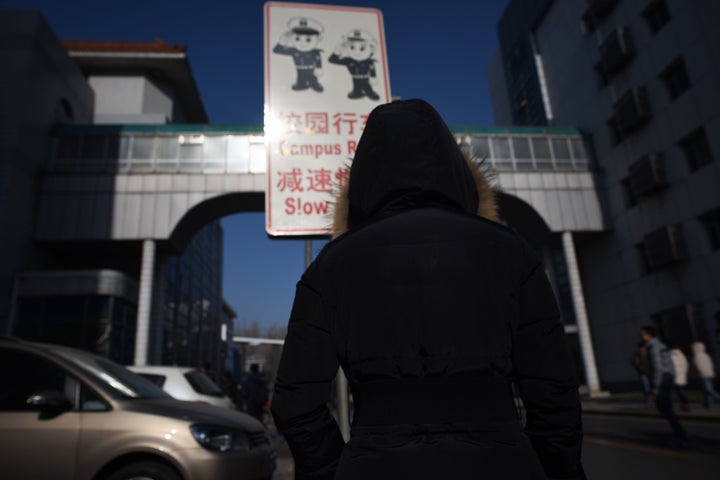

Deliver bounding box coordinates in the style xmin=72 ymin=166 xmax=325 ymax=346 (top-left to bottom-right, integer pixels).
xmin=512 ymin=242 xmax=586 ymax=480
xmin=270 ymin=279 xmax=345 ymax=480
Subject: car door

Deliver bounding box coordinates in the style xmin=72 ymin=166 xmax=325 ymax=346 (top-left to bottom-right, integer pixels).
xmin=0 ymin=347 xmax=80 ymax=480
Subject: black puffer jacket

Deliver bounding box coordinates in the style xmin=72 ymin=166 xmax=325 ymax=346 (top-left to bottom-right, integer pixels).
xmin=271 ymin=99 xmax=585 ymax=480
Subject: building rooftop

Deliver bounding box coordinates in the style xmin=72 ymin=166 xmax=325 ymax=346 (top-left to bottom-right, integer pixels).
xmin=63 ymin=38 xmax=187 ymax=54
xmin=63 ymin=39 xmax=208 ymax=124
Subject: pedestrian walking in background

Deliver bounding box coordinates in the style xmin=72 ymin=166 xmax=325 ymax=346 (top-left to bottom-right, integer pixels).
xmin=242 ymin=363 xmax=269 ymax=422
xmin=691 ymin=341 xmax=720 ymax=408
xmin=668 ymin=344 xmax=690 ymax=411
xmin=632 ymin=341 xmax=652 ymax=403
xmin=640 ymin=326 xmax=687 ymax=449
xmin=271 ymin=99 xmax=586 ymax=480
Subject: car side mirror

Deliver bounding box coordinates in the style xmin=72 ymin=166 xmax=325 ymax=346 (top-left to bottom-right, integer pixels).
xmin=27 ymin=389 xmax=73 ymax=418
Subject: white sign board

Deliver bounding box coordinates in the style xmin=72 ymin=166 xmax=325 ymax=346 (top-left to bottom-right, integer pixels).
xmin=264 ymin=2 xmax=392 ymax=236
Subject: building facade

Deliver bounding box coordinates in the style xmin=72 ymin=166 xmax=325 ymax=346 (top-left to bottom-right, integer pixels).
xmin=2 ymin=10 xmax=233 ymax=375
xmin=489 ymin=0 xmax=720 ymax=389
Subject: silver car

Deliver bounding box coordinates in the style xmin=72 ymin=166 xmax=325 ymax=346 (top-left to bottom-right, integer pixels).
xmin=0 ymin=338 xmax=276 ymax=480
xmin=127 ymin=365 xmax=235 ymax=409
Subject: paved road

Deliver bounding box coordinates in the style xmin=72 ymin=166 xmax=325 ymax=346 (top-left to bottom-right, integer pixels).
xmin=269 ymin=403 xmax=720 ymax=479
xmin=583 ymin=413 xmax=720 ymax=479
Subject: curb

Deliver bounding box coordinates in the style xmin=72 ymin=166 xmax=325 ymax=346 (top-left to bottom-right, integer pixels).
xmin=581 ymin=406 xmax=720 ymax=422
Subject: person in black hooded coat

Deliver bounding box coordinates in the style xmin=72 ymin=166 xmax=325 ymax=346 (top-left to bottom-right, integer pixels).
xmin=270 ymin=99 xmax=586 ymax=480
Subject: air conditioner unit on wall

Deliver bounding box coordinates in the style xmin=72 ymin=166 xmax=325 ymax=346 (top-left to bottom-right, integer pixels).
xmin=644 ymin=224 xmax=687 ymax=270
xmin=652 ymin=303 xmax=703 ymax=348
xmin=628 ymin=152 xmax=667 ymax=197
xmin=610 ymin=87 xmax=652 ymax=135
xmin=599 ymin=27 xmax=635 ymax=75
xmin=587 ymin=0 xmax=619 ymax=19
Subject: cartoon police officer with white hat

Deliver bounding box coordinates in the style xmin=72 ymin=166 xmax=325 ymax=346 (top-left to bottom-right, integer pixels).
xmin=329 ymin=29 xmax=380 ymax=101
xmin=273 ymin=16 xmax=325 ymax=92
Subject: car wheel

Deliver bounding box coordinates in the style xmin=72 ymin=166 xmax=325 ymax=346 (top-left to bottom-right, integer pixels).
xmin=105 ymin=461 xmax=181 ymax=480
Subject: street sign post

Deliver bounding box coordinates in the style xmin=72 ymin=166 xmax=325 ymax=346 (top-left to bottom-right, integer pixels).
xmin=264 ymin=2 xmax=391 ymax=236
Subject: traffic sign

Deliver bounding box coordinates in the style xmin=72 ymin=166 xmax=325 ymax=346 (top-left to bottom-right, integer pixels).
xmin=264 ymin=2 xmax=391 ymax=236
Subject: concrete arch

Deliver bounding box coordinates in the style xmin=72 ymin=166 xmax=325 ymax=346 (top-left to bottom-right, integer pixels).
xmin=169 ymin=191 xmax=264 ymax=252
xmin=496 ymin=191 xmax=552 ymax=246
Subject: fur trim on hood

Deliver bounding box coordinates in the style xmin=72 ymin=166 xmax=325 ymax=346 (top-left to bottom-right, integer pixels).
xmin=332 ymin=153 xmax=497 ymax=238
xmin=331 ymin=99 xmax=497 ymax=239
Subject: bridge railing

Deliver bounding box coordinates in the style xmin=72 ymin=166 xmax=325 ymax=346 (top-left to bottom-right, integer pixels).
xmin=49 ymin=125 xmax=593 ymax=174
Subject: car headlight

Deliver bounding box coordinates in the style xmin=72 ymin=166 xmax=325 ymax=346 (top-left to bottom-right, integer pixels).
xmin=189 ymin=425 xmax=251 ymax=453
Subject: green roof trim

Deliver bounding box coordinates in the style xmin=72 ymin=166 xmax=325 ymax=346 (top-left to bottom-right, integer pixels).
xmin=448 ymin=125 xmax=582 ymax=135
xmin=57 ymin=124 xmax=265 ymax=134
xmin=57 ymin=124 xmax=581 ymax=136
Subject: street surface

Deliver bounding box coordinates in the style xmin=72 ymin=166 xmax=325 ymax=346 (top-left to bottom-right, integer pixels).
xmin=271 ymin=412 xmax=720 ymax=479
xmin=583 ymin=413 xmax=720 ymax=479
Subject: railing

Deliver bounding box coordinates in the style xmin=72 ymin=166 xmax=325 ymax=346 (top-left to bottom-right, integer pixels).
xmin=50 ymin=125 xmax=593 ymax=174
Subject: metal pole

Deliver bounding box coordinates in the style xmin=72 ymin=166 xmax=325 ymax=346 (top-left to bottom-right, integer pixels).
xmin=134 ymin=239 xmax=155 ymax=366
xmin=561 ymin=232 xmax=603 ymax=396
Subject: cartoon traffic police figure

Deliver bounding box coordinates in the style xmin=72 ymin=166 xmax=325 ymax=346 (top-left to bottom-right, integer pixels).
xmin=328 ymin=29 xmax=380 ymax=101
xmin=273 ymin=17 xmax=324 ymax=92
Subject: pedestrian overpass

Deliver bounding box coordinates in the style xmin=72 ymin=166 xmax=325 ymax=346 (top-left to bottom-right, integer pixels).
xmin=37 ymin=123 xmax=608 ymax=395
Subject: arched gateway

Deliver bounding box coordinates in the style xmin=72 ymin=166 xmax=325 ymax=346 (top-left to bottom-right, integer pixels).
xmin=28 ymin=124 xmax=608 ymax=394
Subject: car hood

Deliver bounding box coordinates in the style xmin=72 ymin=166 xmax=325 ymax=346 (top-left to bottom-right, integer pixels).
xmin=120 ymin=398 xmax=265 ymax=431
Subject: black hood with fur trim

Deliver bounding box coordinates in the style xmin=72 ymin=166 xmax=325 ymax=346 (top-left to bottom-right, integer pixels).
xmin=333 ymin=99 xmax=496 ymax=237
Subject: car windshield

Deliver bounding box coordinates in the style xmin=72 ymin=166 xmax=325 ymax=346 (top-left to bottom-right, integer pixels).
xmin=185 ymin=370 xmax=225 ymax=396
xmin=53 ymin=348 xmax=171 ymax=400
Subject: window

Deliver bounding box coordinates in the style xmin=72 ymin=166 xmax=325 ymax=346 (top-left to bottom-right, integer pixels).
xmin=636 ymin=242 xmax=651 ymax=274
xmin=678 ymin=128 xmax=713 ymax=171
xmin=621 ymin=177 xmax=638 ymax=208
xmin=699 ymin=208 xmax=720 ymax=250
xmin=642 ymin=224 xmax=687 ymax=271
xmin=659 ymin=58 xmax=690 ymax=100
xmin=598 ymin=27 xmax=635 ymax=77
xmin=628 ymin=152 xmax=667 ymax=197
xmin=608 ymin=87 xmax=652 ymax=140
xmin=651 ymin=304 xmax=702 ymax=348
xmin=642 ymin=0 xmax=670 ymax=35
xmin=0 ymin=349 xmax=71 ymax=411
xmin=587 ymin=0 xmax=618 ymax=19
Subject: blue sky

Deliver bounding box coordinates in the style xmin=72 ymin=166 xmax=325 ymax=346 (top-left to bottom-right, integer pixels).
xmin=4 ymin=0 xmax=510 ymax=331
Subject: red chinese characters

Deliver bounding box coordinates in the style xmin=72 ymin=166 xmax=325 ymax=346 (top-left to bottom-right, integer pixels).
xmin=276 ymin=166 xmax=350 ymax=194
xmin=275 ymin=111 xmax=369 ymax=136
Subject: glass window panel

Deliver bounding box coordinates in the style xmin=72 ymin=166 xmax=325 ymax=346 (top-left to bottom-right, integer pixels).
xmin=512 ymin=137 xmax=531 ymax=159
xmin=203 ymin=135 xmax=226 ymax=161
xmin=104 ymin=135 xmax=124 ymax=162
xmin=552 ymin=138 xmax=571 ymax=159
xmin=492 ymin=159 xmax=514 ymax=171
xmin=471 ymin=137 xmax=491 ymax=160
xmin=227 ymin=135 xmax=250 ymax=173
xmin=81 ymin=135 xmax=105 ymax=160
xmin=117 ymin=136 xmax=130 ymax=160
xmin=554 ymin=158 xmax=572 ymax=170
xmin=570 ymin=138 xmax=587 ymax=160
xmin=127 ymin=159 xmax=153 ymax=172
xmin=515 ymin=158 xmax=535 ymax=171
xmin=573 ymin=157 xmax=589 ymax=170
xmin=155 ymin=160 xmax=178 ymax=172
xmin=179 ymin=143 xmax=202 ymax=160
xmin=179 ymin=144 xmax=203 ymax=171
xmin=155 ymin=136 xmax=178 ymax=159
xmin=130 ymin=136 xmax=154 ymax=159
xmin=532 ymin=137 xmax=551 ymax=159
xmin=535 ymin=159 xmax=555 ymax=171
xmin=491 ymin=137 xmax=511 ymax=160
xmin=56 ymin=135 xmax=81 ymax=161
